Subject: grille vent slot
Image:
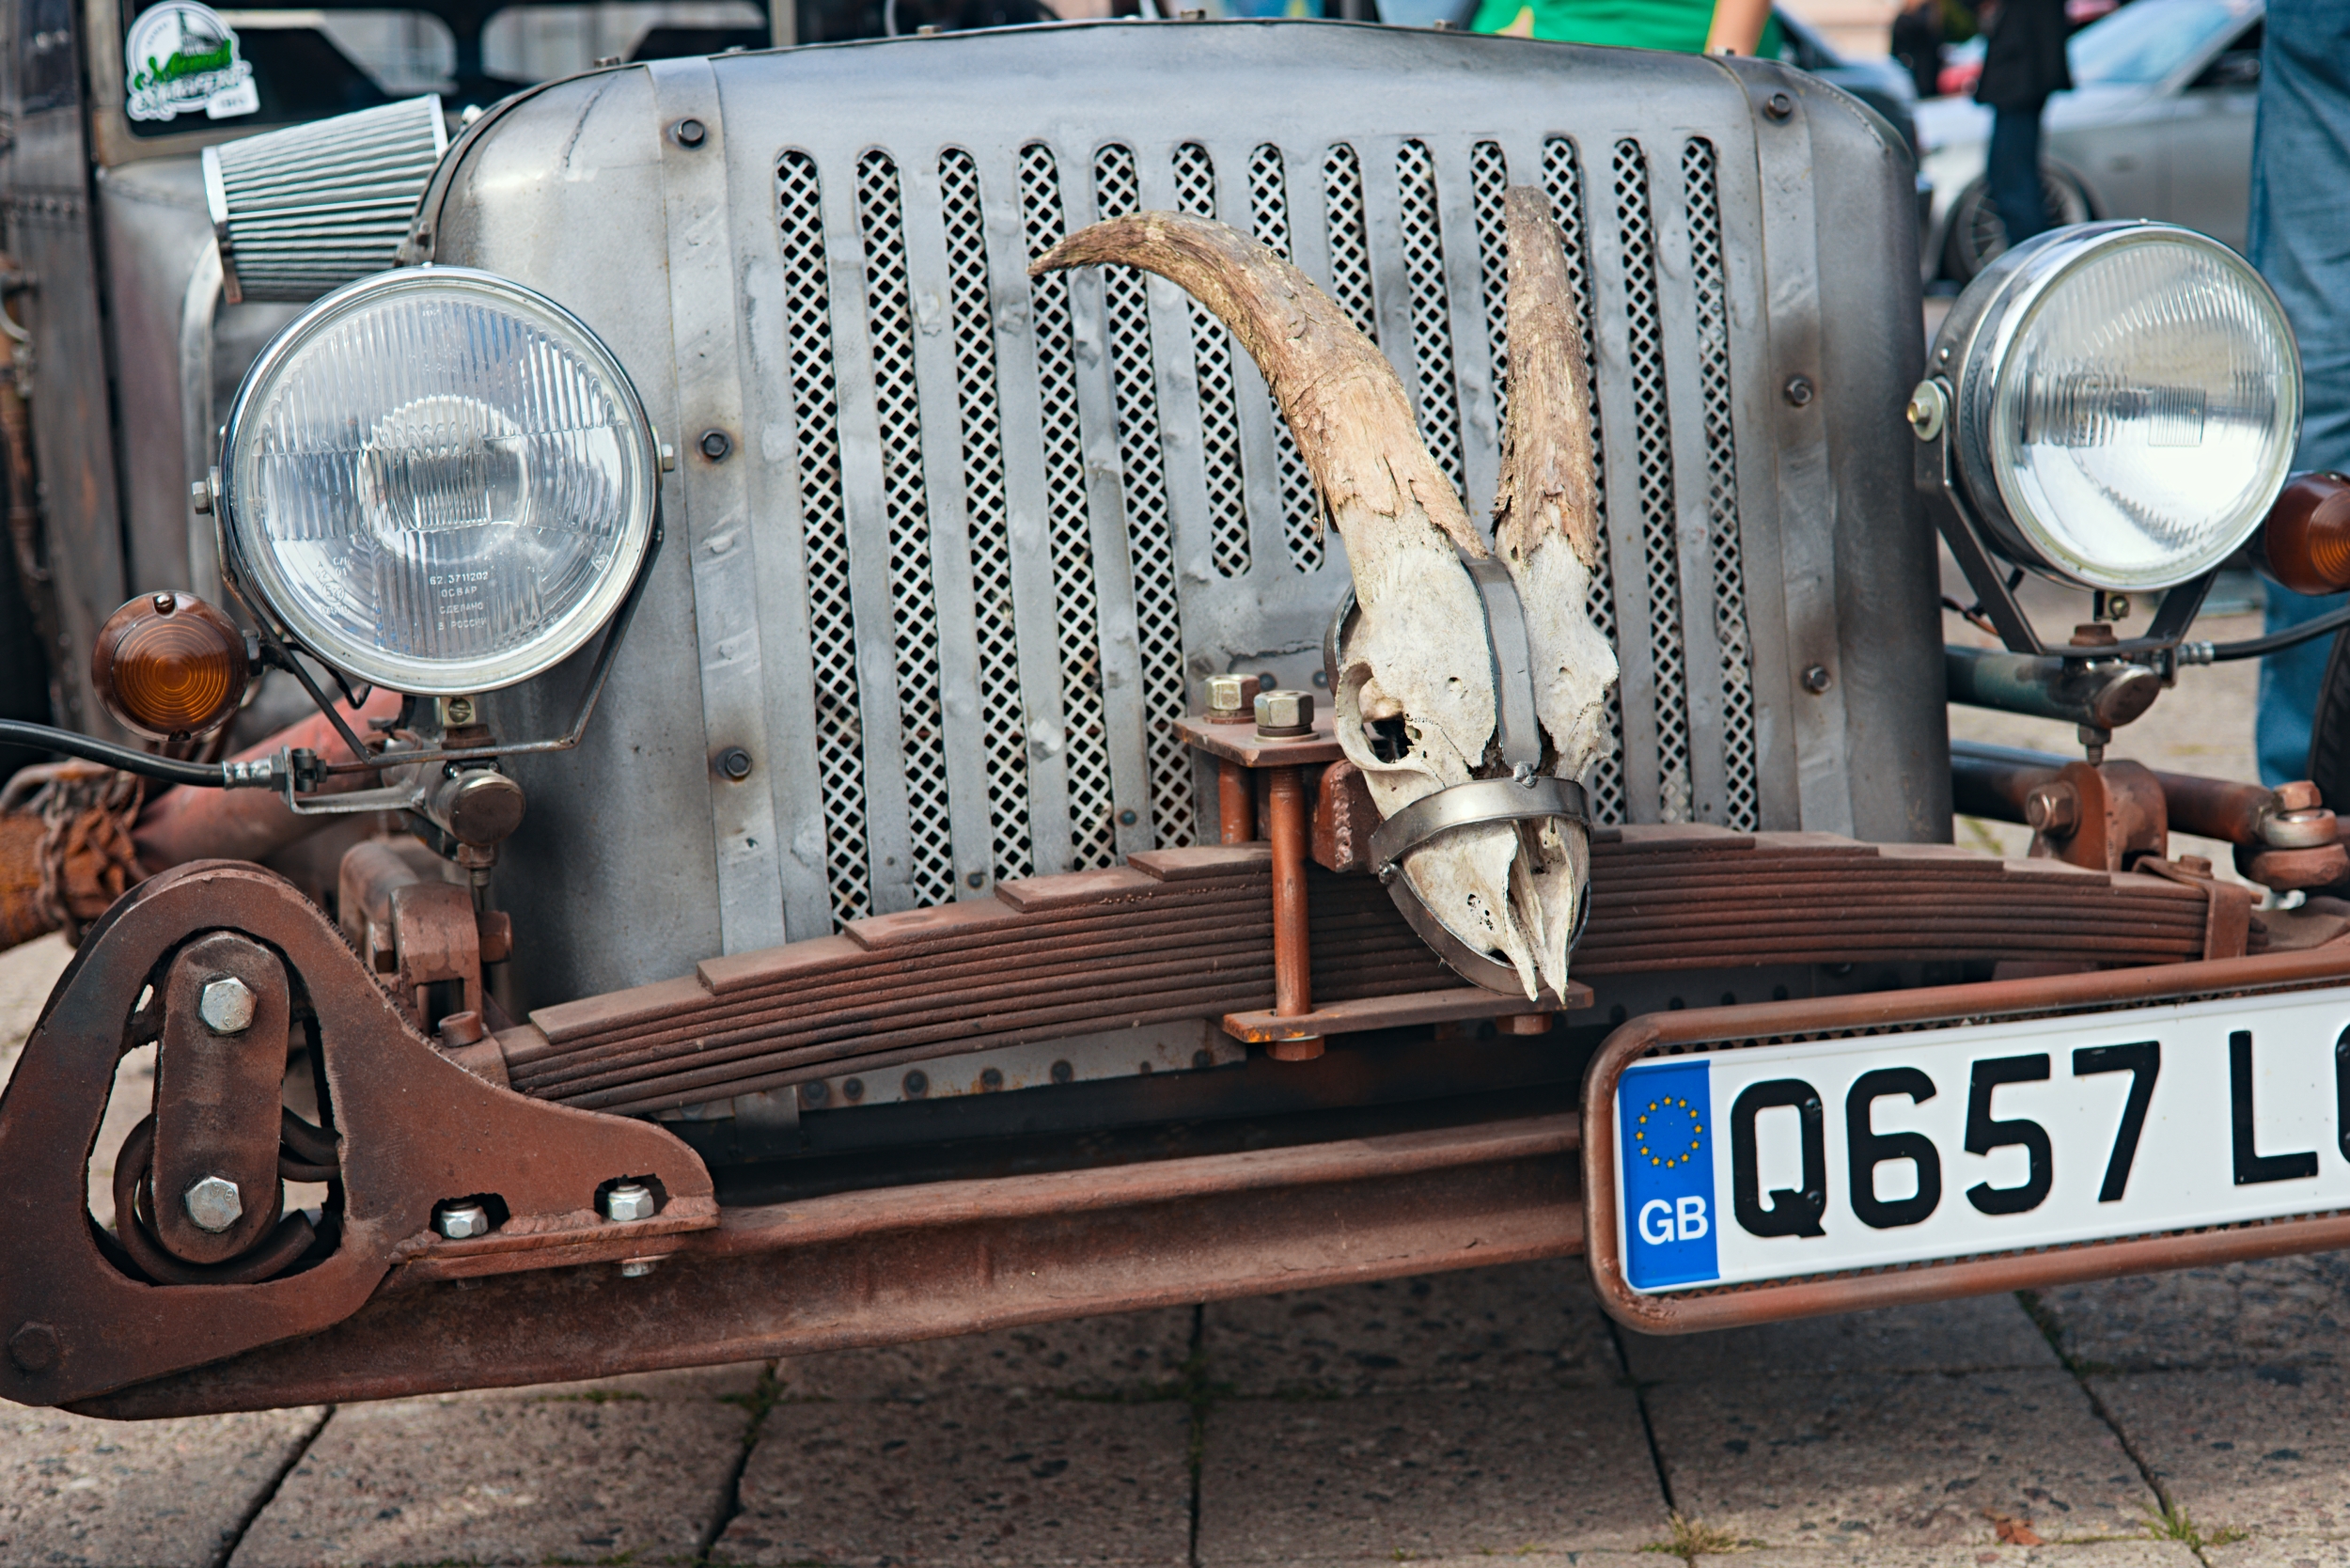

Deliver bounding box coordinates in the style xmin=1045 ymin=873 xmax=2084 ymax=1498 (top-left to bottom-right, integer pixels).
xmin=764 ymin=132 xmax=1764 ymax=931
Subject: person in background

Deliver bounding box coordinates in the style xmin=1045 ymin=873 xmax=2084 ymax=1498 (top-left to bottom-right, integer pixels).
xmin=1890 ymin=0 xmax=1943 ymax=99
xmin=1473 ymin=0 xmax=1779 ymax=58
xmin=2250 ymin=1 xmax=2350 ymax=785
xmin=1973 ymin=0 xmax=2070 ymax=248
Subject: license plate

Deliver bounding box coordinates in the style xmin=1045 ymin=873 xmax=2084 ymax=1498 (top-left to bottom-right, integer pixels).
xmin=1613 ymin=987 xmax=2350 ymax=1293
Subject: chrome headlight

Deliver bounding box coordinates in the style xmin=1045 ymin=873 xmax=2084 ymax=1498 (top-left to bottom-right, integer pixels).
xmin=218 ymin=268 xmax=658 ymax=696
xmin=1934 ymin=222 xmax=2300 ymax=592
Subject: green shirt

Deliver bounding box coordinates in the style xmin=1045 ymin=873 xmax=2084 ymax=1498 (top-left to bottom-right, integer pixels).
xmin=1468 ymin=0 xmax=1783 ymax=58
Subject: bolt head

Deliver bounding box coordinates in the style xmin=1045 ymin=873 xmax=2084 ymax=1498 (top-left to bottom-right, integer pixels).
xmin=1764 ymin=90 xmax=1794 ymax=119
xmin=7 ymin=1323 xmax=59 ymax=1373
xmin=672 ymin=117 xmax=707 ymax=148
xmin=196 ymin=976 xmax=257 ymax=1035
xmin=717 ymin=745 xmax=754 ymax=780
xmin=435 ymin=1201 xmax=493 ymax=1240
xmin=1799 ymin=664 xmax=1833 ymax=695
xmin=619 ymin=1258 xmax=660 ymax=1278
xmin=2025 ymin=783 xmax=2079 ymax=835
xmin=1254 ymin=688 xmax=1314 ymax=735
xmin=1783 ymin=374 xmax=1815 ymax=408
xmin=602 ymin=1183 xmax=658 ymax=1223
xmin=182 ymin=1175 xmax=244 ymax=1233
xmin=2278 ymin=780 xmax=2324 ymax=812
xmin=698 ymin=429 xmax=733 ymax=462
xmin=1204 ymin=672 xmax=1261 ymax=722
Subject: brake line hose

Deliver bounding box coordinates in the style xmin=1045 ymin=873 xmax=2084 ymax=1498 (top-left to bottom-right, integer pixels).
xmin=0 ymin=719 xmax=279 ymax=789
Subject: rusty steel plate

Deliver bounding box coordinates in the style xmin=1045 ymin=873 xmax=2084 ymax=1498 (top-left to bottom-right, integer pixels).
xmin=1584 ymin=948 xmax=2350 ymax=1334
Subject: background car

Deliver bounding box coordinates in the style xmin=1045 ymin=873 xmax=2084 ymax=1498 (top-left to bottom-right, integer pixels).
xmin=1917 ymin=0 xmax=2263 ymax=283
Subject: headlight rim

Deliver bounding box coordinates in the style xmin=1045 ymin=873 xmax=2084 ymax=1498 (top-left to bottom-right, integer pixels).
xmin=1935 ymin=218 xmax=2302 ymax=594
xmin=216 ymin=264 xmax=661 ymax=698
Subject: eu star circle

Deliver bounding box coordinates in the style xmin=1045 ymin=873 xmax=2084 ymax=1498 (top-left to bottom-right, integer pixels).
xmin=1632 ymin=1095 xmax=1704 ymax=1169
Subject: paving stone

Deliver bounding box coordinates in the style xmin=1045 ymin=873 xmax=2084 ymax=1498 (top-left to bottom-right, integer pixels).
xmin=1731 ymin=1545 xmax=2199 ymax=1566
xmin=2032 ymin=1259 xmax=2350 ymax=1372
xmin=2091 ymin=1368 xmax=2350 ymax=1539
xmin=230 ymin=1380 xmax=751 ymax=1567
xmin=438 ymin=1357 xmax=769 ymax=1404
xmin=1646 ymin=1370 xmax=2153 ymax=1549
xmin=1623 ymin=1293 xmax=2060 ymax=1384
xmin=1195 ymin=1388 xmax=1665 ymax=1561
xmin=776 ymin=1308 xmax=1196 ymax=1402
xmin=1201 ymin=1258 xmax=1620 ymax=1395
xmin=2208 ymin=1541 xmax=2350 ymax=1567
xmin=0 ymin=1400 xmax=321 ymax=1568
xmin=715 ymin=1388 xmax=1190 ymax=1565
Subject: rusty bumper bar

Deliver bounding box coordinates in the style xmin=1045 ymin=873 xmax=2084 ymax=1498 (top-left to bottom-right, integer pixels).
xmin=78 ymin=1113 xmax=1582 ymax=1418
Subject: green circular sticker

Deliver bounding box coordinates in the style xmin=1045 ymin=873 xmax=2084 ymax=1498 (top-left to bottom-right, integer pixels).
xmin=124 ymin=2 xmax=258 ymax=123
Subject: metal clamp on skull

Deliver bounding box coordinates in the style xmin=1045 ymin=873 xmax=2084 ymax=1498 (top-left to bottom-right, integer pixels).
xmin=1328 ymin=555 xmax=1592 ymax=996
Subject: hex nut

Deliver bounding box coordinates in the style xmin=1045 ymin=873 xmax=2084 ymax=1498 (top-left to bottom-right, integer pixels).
xmin=197 ymin=976 xmax=257 ymax=1035
xmin=435 ymin=1201 xmax=493 ymax=1240
xmin=6 ymin=1323 xmax=60 ymax=1373
xmin=1204 ymin=672 xmax=1261 ymax=724
xmin=671 ymin=117 xmax=707 ymax=148
xmin=1799 ymin=664 xmax=1833 ymax=695
xmin=1254 ymin=688 xmax=1314 ymax=737
xmin=602 ymin=1183 xmax=658 ymax=1223
xmin=619 ymin=1258 xmax=661 ymax=1278
xmin=2277 ymin=780 xmax=2324 ymax=812
xmin=2025 ymin=783 xmax=2080 ymax=836
xmin=1783 ymin=374 xmax=1815 ymax=407
xmin=182 ymin=1175 xmax=244 ymax=1233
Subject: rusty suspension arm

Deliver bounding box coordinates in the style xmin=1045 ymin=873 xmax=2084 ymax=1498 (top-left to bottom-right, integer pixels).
xmin=1950 ymin=739 xmax=2342 ymax=854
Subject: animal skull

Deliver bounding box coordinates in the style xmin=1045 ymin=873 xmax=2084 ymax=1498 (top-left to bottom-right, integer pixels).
xmin=1032 ymin=187 xmax=1618 ymax=1000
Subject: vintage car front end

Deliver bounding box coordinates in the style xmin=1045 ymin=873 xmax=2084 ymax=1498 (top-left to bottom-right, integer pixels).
xmin=4 ymin=15 xmax=2348 ymax=1415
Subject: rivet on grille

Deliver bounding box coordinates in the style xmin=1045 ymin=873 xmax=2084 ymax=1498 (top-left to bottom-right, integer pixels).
xmin=1802 ymin=664 xmax=1834 ymax=694
xmin=698 ymin=429 xmax=732 ymax=461
xmin=1783 ymin=375 xmax=1815 ymax=407
xmin=716 ymin=746 xmax=753 ymax=781
xmin=1764 ymin=92 xmax=1794 ymax=120
xmin=671 ymin=118 xmax=707 ymax=149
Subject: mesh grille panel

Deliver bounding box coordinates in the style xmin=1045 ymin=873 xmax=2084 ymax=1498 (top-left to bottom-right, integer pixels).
xmin=1021 ymin=144 xmax=1119 ymax=871
xmin=856 ymin=150 xmax=954 ymax=907
xmin=940 ymin=148 xmax=1032 ymax=882
xmin=1174 ymin=144 xmax=1251 ymax=580
xmin=1613 ymin=138 xmax=1691 ymax=824
xmin=1541 ymin=136 xmax=1625 ymax=825
xmin=1683 ymin=138 xmax=1759 ymax=832
xmin=1469 ymin=140 xmax=1511 ymax=444
xmin=1094 ymin=145 xmax=1195 ymax=849
xmin=776 ymin=150 xmax=871 ymax=927
xmin=1322 ymin=144 xmax=1376 ymax=337
xmin=1248 ymin=144 xmax=1323 ymax=573
xmin=1397 ymin=141 xmax=1466 ymax=501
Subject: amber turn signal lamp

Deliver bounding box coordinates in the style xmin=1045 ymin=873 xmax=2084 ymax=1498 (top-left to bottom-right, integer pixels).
xmin=90 ymin=591 xmax=251 ymax=741
xmin=2259 ymin=471 xmax=2350 ymax=597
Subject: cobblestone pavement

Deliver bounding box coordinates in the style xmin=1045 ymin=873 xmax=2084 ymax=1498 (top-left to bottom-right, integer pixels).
xmin=0 ymin=562 xmax=2321 ymax=1567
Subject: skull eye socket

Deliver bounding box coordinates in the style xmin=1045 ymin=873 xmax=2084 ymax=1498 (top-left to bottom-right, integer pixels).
xmin=1367 ymin=715 xmax=1413 ymax=763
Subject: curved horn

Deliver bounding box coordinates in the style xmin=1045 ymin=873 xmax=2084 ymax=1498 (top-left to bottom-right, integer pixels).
xmin=1032 ymin=212 xmax=1482 ymax=559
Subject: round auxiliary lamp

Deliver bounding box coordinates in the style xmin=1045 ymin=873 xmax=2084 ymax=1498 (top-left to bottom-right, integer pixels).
xmin=1913 ymin=220 xmax=2302 ymax=657
xmin=1323 ymin=556 xmax=1591 ymax=997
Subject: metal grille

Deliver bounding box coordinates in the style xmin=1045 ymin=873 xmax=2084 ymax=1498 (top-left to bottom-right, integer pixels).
xmin=1093 ymin=144 xmax=1196 ymax=849
xmin=1175 ymin=144 xmax=1252 ymax=579
xmin=1469 ymin=140 xmax=1512 ymax=447
xmin=1247 ymin=144 xmax=1323 ymax=573
xmin=940 ymin=148 xmax=1033 ymax=882
xmin=1542 ymin=136 xmax=1626 ymax=825
xmin=1322 ymin=144 xmax=1376 ymax=337
xmin=776 ymin=150 xmax=872 ymax=926
xmin=1612 ymin=138 xmax=1693 ymax=824
xmin=1397 ymin=140 xmax=1466 ymax=501
xmin=753 ymin=124 xmax=1779 ymax=928
xmin=1021 ymin=144 xmax=1120 ymax=872
xmin=856 ymin=150 xmax=955 ymax=907
xmin=1683 ymin=137 xmax=1760 ymax=833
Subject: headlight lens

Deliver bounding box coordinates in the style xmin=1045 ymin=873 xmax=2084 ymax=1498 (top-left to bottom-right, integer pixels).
xmin=219 ymin=268 xmax=657 ymax=696
xmin=1939 ymin=222 xmax=2300 ymax=592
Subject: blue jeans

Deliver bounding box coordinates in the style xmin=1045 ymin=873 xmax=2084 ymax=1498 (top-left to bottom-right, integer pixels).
xmin=1987 ymin=103 xmax=2049 ymax=247
xmin=2250 ymin=0 xmax=2350 ymax=783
